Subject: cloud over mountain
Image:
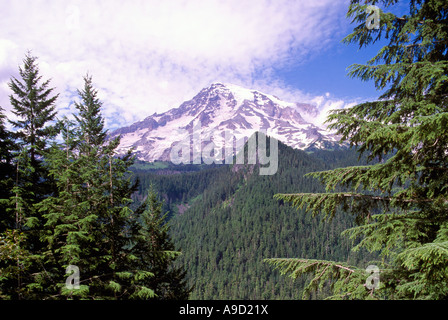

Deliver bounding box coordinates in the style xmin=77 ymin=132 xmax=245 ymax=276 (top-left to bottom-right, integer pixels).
xmin=110 ymin=83 xmax=343 ymax=164
xmin=0 ymin=0 xmax=353 ymax=130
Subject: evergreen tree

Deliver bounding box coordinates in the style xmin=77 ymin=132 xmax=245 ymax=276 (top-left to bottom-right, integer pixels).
xmin=0 ymin=107 xmax=26 ymax=299
xmin=0 ymin=56 xmax=191 ymax=299
xmin=266 ymin=0 xmax=448 ymax=300
xmin=73 ymin=74 xmax=107 ymax=158
xmin=8 ymin=51 xmax=58 ymax=187
xmin=0 ymin=52 xmax=59 ymax=299
xmin=34 ymin=117 xmax=94 ymax=298
xmin=31 ymin=75 xmax=190 ymax=300
xmin=5 ymin=51 xmax=59 ymax=232
xmin=36 ymin=75 xmax=140 ymax=299
xmin=131 ymin=187 xmax=192 ymax=300
xmin=0 ymin=107 xmax=16 ymax=231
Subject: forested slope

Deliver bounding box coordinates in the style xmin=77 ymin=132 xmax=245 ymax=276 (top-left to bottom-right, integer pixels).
xmin=132 ymin=140 xmax=375 ymax=299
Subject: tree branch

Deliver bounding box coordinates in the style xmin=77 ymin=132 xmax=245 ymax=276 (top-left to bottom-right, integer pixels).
xmin=280 ymin=193 xmax=434 ymax=204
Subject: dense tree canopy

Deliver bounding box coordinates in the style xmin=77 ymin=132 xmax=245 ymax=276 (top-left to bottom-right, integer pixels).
xmin=138 ymin=139 xmax=373 ymax=299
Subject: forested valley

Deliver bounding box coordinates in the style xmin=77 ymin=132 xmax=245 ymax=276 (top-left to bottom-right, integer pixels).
xmin=131 ymin=140 xmax=377 ymax=299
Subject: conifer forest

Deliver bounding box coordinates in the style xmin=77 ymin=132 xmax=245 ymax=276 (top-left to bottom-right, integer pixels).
xmin=1 ymin=0 xmax=448 ymax=302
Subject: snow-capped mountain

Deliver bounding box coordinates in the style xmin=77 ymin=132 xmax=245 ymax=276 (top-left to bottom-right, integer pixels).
xmin=109 ymin=83 xmax=341 ymax=162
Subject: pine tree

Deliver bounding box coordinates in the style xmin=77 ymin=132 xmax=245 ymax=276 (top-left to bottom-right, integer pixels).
xmin=8 ymin=51 xmax=58 ymax=176
xmin=0 ymin=107 xmax=27 ymax=299
xmin=69 ymin=75 xmax=136 ymax=298
xmin=32 ymin=75 xmax=189 ymax=299
xmin=130 ymin=187 xmax=192 ymax=299
xmin=0 ymin=107 xmax=16 ymax=231
xmin=0 ymin=72 xmax=191 ymax=299
xmin=73 ymin=74 xmax=107 ymax=158
xmin=266 ymin=0 xmax=448 ymax=300
xmin=0 ymin=52 xmax=59 ymax=299
xmin=6 ymin=51 xmax=59 ymax=234
xmin=37 ymin=75 xmax=138 ymax=299
xmin=34 ymin=117 xmax=93 ymax=298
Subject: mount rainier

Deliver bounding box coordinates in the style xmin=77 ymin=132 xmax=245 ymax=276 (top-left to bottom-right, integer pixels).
xmin=109 ymin=83 xmax=342 ymax=162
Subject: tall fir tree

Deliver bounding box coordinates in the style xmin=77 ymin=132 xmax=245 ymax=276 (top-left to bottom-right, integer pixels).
xmin=0 ymin=52 xmax=59 ymax=299
xmin=8 ymin=51 xmax=58 ymax=182
xmin=33 ymin=75 xmax=137 ymax=299
xmin=266 ymin=0 xmax=448 ymax=300
xmin=6 ymin=51 xmax=59 ymax=231
xmin=131 ymin=187 xmax=192 ymax=300
xmin=31 ymin=75 xmax=190 ymax=299
xmin=33 ymin=117 xmax=94 ymax=298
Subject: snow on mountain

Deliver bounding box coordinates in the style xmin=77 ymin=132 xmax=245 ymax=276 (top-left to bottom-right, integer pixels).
xmin=109 ymin=82 xmax=341 ymax=163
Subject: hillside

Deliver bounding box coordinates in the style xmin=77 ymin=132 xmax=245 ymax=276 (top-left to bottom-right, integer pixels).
xmin=131 ymin=138 xmax=374 ymax=299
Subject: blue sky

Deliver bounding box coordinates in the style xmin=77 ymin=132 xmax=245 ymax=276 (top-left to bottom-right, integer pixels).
xmin=0 ymin=0 xmax=394 ymax=130
xmin=275 ymin=42 xmax=383 ymax=100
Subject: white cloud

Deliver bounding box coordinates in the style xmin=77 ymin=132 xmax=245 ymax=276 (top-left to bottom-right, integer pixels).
xmin=0 ymin=0 xmax=351 ymax=130
xmin=306 ymin=94 xmax=359 ymax=128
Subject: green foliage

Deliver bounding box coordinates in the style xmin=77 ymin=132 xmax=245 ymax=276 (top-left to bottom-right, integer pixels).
xmin=144 ymin=141 xmax=373 ymax=299
xmin=0 ymin=229 xmax=31 ymax=299
xmin=269 ymin=0 xmax=448 ymax=300
xmin=0 ymin=61 xmax=190 ymax=300
xmin=7 ymin=51 xmax=58 ymax=164
xmin=0 ymin=107 xmax=16 ymax=232
xmin=130 ymin=187 xmax=191 ymax=299
xmin=264 ymin=258 xmax=378 ymax=300
xmin=0 ymin=52 xmax=61 ymax=299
